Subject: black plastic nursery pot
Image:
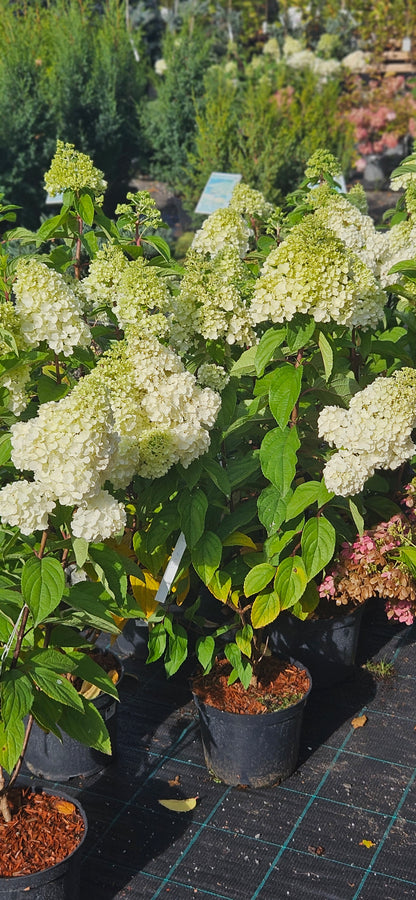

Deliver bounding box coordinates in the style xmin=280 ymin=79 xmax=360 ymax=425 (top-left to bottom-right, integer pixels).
xmin=25 ymin=654 xmax=123 ymax=781
xmin=268 ymin=605 xmax=364 ymax=690
xmin=0 ymin=785 xmax=87 ymax=900
xmin=192 ymin=661 xmax=312 ymax=788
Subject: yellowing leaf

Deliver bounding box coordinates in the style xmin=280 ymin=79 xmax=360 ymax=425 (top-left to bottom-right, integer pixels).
xmin=130 ymin=570 xmax=161 ymax=619
xmin=108 ymin=668 xmax=119 ymax=685
xmin=158 ymin=797 xmax=198 ymax=813
xmin=351 ymin=714 xmax=368 ymax=729
xmin=79 ymin=680 xmax=101 ymax=700
xmin=171 ymin=569 xmax=190 ymax=605
xmin=53 ymin=800 xmax=76 ymax=816
xmin=360 ymin=839 xmax=376 ymax=849
xmin=223 ymin=531 xmax=258 ymax=550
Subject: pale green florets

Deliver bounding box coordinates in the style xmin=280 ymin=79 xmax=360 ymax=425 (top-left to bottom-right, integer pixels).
xmin=319 ymin=368 xmax=416 ymax=496
xmin=0 ymin=302 xmax=26 ymax=354
xmin=196 ymin=362 xmax=230 ymax=393
xmin=311 ymin=190 xmax=387 ymax=274
xmin=191 ymin=207 xmax=252 ymax=258
xmin=44 ymin=140 xmax=107 ymax=200
xmin=79 ymin=245 xmax=170 ymax=337
xmin=13 ymin=259 xmax=91 ymax=355
xmin=168 ymin=247 xmax=255 ymax=351
xmin=251 ymin=218 xmax=386 ymax=328
xmin=86 ymin=335 xmax=221 ymax=485
xmin=116 ymin=191 xmax=164 ymax=232
xmin=304 ymin=150 xmax=342 ymax=182
xmin=229 ymin=183 xmax=275 ymax=221
xmin=346 ymin=184 xmax=369 ymax=216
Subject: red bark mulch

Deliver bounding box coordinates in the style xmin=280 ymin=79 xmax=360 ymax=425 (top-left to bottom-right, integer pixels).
xmin=192 ymin=657 xmax=310 ymax=715
xmin=0 ymin=786 xmax=85 ymax=878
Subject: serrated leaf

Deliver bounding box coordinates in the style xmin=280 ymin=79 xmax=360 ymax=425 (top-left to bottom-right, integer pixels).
xmin=158 ymin=798 xmax=198 ymax=812
xmin=285 ymin=482 xmax=321 ymax=520
xmin=0 ymin=718 xmax=25 ymax=774
xmin=21 ymin=557 xmax=65 ymax=626
xmin=196 ymin=635 xmax=215 ymax=671
xmin=130 ymin=570 xmax=161 ymax=619
xmin=202 ymin=457 xmax=231 ymax=497
xmin=58 ymin=698 xmax=112 ymax=753
xmin=191 ymin=532 xmax=222 ymax=585
xmin=260 ymin=427 xmax=300 ymax=494
xmin=87 ymin=544 xmax=128 ymax=603
xmin=229 ymin=345 xmax=257 ymax=377
xmin=0 ymin=432 xmax=11 ymax=466
xmin=349 ymin=498 xmax=364 ymax=535
xmin=243 ymin=563 xmax=275 ymax=597
xmin=29 ymin=666 xmax=84 ymax=710
xmin=178 ymin=488 xmax=208 ymax=549
xmin=0 ymin=671 xmax=33 ymax=727
xmin=72 ymin=537 xmax=89 ymax=569
xmin=222 ymin=531 xmax=258 ymax=550
xmin=207 ymin=569 xmax=232 ymax=602
xmin=301 ymin=517 xmax=336 ymax=580
xmin=37 ymin=375 xmax=69 ymax=403
xmin=274 ymin=556 xmax=307 ymax=610
xmin=147 ymin=622 xmax=167 ymax=664
xmin=224 ymin=643 xmax=252 ymax=688
xmin=318 ymin=332 xmax=334 ymax=381
xmin=71 ymin=652 xmax=119 ymax=699
xmin=269 ymin=364 xmax=302 ymax=429
xmin=165 ymin=622 xmax=188 ymax=677
xmin=235 ymin=624 xmax=253 ymax=657
xmin=255 ymin=327 xmax=286 ymax=376
xmin=251 ymin=590 xmax=280 ymax=629
xmin=76 ymin=192 xmax=95 ymax=226
xmin=257 ymin=486 xmax=291 ymax=534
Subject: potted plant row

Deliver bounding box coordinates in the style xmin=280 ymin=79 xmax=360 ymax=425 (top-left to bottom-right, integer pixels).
xmin=124 ymin=150 xmax=416 ymax=785
xmin=1 ymin=143 xmax=416 ymax=893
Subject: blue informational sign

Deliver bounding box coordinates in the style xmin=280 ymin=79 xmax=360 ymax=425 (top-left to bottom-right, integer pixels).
xmin=195 ymin=172 xmax=242 ymax=215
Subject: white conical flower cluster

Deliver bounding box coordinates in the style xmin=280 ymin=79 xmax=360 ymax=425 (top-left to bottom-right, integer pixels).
xmin=14 ymin=259 xmax=91 ymax=356
xmin=319 ymin=368 xmax=416 ymax=496
xmin=251 ymin=217 xmax=386 ymax=329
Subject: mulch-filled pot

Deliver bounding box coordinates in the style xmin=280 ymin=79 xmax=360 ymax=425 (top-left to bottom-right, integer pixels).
xmin=25 ymin=650 xmax=123 ymax=781
xmin=268 ymin=604 xmax=365 ymax=690
xmin=0 ymin=782 xmax=87 ymax=899
xmin=192 ymin=657 xmax=311 ymax=788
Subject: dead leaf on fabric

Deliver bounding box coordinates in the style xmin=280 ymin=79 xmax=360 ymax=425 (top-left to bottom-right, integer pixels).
xmin=168 ymin=776 xmax=181 ymax=787
xmin=308 ymin=845 xmax=325 ymax=856
xmin=360 ymin=839 xmax=376 ymax=848
xmin=158 ymin=798 xmax=198 ymax=812
xmin=351 ymin=714 xmax=368 ymax=729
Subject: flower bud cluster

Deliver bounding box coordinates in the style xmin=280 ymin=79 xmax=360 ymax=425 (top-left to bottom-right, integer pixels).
xmin=168 ymin=248 xmax=255 ymax=350
xmin=44 ymin=140 xmax=107 ymax=200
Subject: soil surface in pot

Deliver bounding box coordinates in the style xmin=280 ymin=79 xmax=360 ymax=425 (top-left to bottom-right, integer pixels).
xmin=193 ymin=657 xmax=310 ymax=715
xmin=0 ymin=785 xmax=85 ymax=877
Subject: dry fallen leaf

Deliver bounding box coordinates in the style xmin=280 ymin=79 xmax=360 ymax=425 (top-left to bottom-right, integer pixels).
xmin=351 ymin=714 xmax=368 ymax=729
xmin=308 ymin=845 xmax=325 ymax=856
xmin=168 ymin=776 xmax=181 ymax=787
xmin=158 ymin=798 xmax=198 ymax=813
xmin=360 ymin=839 xmax=376 ymax=848
xmin=53 ymin=800 xmax=76 ymax=816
